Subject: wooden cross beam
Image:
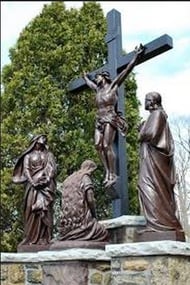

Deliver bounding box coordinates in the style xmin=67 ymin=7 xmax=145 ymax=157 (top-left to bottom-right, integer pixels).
xmin=68 ymin=37 xmax=173 ymax=93
xmin=68 ymin=9 xmax=173 ymax=218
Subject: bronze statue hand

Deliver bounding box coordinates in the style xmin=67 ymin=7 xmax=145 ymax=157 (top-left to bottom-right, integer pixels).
xmin=138 ymin=120 xmax=146 ymax=131
xmin=83 ymin=71 xmax=88 ymax=78
xmin=134 ymin=44 xmax=145 ymax=56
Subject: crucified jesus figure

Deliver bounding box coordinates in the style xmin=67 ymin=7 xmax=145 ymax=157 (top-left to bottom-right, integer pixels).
xmin=83 ymin=44 xmax=144 ymax=188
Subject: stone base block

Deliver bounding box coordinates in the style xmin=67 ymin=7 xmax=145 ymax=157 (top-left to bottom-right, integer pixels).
xmin=43 ymin=261 xmax=88 ymax=285
xmin=17 ymin=243 xmax=50 ymax=253
xmin=106 ymin=241 xmax=190 ymax=285
xmin=101 ymin=215 xmax=146 ymax=243
xmin=135 ymin=229 xmax=185 ymax=242
xmin=49 ymin=240 xmax=108 ymax=250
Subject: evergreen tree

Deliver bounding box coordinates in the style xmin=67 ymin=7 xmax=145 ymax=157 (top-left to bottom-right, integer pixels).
xmin=1 ymin=1 xmax=141 ymax=251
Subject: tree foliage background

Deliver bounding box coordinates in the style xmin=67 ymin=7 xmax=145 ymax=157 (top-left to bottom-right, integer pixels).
xmin=171 ymin=116 xmax=190 ymax=241
xmin=1 ymin=1 xmax=141 ymax=252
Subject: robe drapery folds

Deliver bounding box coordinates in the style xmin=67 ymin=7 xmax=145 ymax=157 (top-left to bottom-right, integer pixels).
xmin=138 ymin=109 xmax=183 ymax=231
xmin=58 ymin=163 xmax=108 ymax=241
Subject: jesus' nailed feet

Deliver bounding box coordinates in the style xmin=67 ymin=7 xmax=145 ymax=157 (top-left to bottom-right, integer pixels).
xmin=104 ymin=175 xmax=120 ymax=200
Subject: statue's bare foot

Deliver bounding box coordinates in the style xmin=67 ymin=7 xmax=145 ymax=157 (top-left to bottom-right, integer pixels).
xmin=103 ymin=175 xmax=109 ymax=185
xmin=105 ymin=175 xmax=118 ymax=188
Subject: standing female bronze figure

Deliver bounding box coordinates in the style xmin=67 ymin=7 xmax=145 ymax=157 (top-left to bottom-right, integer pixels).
xmin=13 ymin=134 xmax=57 ymax=247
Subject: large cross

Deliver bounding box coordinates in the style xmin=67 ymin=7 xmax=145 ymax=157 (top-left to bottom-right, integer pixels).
xmin=68 ymin=9 xmax=173 ymax=218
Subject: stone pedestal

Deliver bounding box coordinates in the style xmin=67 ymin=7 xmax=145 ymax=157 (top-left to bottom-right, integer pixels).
xmin=2 ymin=241 xmax=190 ymax=285
xmin=101 ymin=215 xmax=146 ymax=243
xmin=1 ymin=249 xmax=111 ymax=285
xmin=2 ymin=216 xmax=189 ymax=285
xmin=106 ymin=241 xmax=190 ymax=285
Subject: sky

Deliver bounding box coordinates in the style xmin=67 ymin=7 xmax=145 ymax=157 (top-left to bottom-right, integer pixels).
xmin=1 ymin=1 xmax=190 ymax=119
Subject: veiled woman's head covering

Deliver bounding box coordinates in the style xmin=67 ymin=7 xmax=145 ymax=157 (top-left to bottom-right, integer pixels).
xmin=29 ymin=134 xmax=47 ymax=147
xmin=12 ymin=134 xmax=48 ymax=184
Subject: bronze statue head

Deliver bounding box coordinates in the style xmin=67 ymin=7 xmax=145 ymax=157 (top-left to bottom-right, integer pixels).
xmin=81 ymin=160 xmax=97 ymax=174
xmin=95 ymin=71 xmax=112 ymax=84
xmin=145 ymin=92 xmax=162 ymax=111
xmin=29 ymin=134 xmax=48 ymax=151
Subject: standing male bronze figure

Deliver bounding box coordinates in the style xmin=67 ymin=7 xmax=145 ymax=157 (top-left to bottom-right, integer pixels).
xmin=83 ymin=44 xmax=144 ymax=188
xmin=137 ymin=92 xmax=184 ymax=240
